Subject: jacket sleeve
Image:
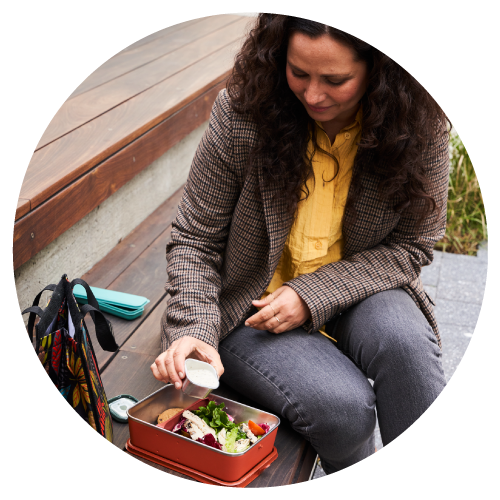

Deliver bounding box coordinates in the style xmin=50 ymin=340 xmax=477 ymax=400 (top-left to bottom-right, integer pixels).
xmin=161 ymin=90 xmax=238 ymax=350
xmin=284 ymin=127 xmax=450 ymax=333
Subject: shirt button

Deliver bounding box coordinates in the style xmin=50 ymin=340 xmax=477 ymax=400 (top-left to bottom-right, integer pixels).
xmin=345 ymin=132 xmax=351 ymax=139
xmin=315 ymin=241 xmax=322 ymax=249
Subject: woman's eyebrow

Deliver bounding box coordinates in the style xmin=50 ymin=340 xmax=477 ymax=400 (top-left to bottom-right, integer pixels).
xmin=287 ymin=61 xmax=353 ymax=79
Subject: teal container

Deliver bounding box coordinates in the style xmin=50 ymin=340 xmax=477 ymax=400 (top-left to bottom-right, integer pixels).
xmin=73 ymin=284 xmax=150 ymax=320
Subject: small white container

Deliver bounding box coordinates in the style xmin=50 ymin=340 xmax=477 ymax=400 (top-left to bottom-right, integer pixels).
xmin=181 ymin=359 xmax=219 ymax=398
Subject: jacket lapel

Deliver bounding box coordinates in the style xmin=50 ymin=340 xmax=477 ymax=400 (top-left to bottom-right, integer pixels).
xmin=258 ymin=166 xmax=294 ymax=278
xmin=343 ymin=148 xmax=374 ymax=257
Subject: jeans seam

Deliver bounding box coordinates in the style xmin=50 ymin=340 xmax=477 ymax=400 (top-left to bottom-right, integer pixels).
xmin=219 ymin=344 xmax=312 ymax=442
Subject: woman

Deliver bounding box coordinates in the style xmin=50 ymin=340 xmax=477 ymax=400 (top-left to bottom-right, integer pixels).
xmin=151 ymin=14 xmax=449 ymax=473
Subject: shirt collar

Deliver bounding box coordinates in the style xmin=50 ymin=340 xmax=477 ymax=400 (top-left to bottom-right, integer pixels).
xmin=315 ymin=104 xmax=363 ymax=133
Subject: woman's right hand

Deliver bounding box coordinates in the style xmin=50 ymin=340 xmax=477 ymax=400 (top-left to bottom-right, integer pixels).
xmin=150 ymin=337 xmax=224 ymax=389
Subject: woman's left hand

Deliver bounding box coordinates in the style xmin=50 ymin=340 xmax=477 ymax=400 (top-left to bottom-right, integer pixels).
xmin=245 ymin=286 xmax=311 ymax=333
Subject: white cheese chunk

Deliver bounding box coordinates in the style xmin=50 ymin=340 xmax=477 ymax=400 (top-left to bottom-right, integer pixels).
xmin=239 ymin=422 xmax=258 ymax=444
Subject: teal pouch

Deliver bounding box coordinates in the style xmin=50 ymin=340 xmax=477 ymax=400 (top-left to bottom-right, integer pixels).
xmin=73 ymin=285 xmax=149 ymax=320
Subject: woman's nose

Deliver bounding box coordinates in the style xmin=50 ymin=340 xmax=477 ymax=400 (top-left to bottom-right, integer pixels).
xmin=304 ymin=82 xmax=326 ymax=105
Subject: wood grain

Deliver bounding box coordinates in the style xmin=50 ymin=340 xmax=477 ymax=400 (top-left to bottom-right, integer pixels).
xmin=121 ymin=297 xmax=168 ymax=357
xmin=100 ymin=350 xmax=165 ymax=450
xmin=81 ymin=187 xmax=183 ymax=289
xmin=20 ymin=45 xmax=238 ymax=212
xmin=13 ymin=80 xmax=223 ymax=268
xmin=38 ymin=17 xmax=249 ymax=148
xmin=16 ymin=198 xmax=30 ymax=220
xmin=83 ymin=223 xmax=172 ymax=369
xmin=117 ymin=19 xmax=203 ymax=54
xmin=68 ymin=18 xmax=202 ymax=99
xmin=68 ymin=15 xmax=240 ymax=99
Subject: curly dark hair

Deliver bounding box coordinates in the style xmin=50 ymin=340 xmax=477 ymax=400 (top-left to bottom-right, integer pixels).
xmin=227 ymin=14 xmax=450 ymax=221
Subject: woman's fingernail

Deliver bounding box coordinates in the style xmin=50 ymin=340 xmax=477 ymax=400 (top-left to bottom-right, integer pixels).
xmin=175 ymin=382 xmax=181 ymax=389
xmin=245 ymin=321 xmax=249 ymax=326
xmin=178 ymin=372 xmax=184 ymax=378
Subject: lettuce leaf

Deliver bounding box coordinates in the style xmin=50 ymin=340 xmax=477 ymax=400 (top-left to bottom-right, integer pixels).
xmin=192 ymin=401 xmax=259 ymax=453
xmin=193 ymin=401 xmax=237 ymax=434
xmin=224 ymin=427 xmax=239 ymax=453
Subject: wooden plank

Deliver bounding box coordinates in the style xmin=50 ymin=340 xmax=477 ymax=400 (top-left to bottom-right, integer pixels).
xmin=116 ymin=20 xmax=202 ymax=55
xmin=88 ymin=223 xmax=172 ymax=368
xmin=82 ymin=189 xmax=183 ymax=289
xmin=37 ymin=17 xmax=249 ymax=149
xmin=13 ymin=80 xmax=223 ymax=267
xmin=20 ymin=44 xmax=238 ymax=212
xmin=121 ymin=298 xmax=168 ymax=358
xmin=68 ymin=17 xmax=203 ymax=99
xmin=293 ymin=442 xmax=318 ymax=483
xmin=68 ymin=15 xmax=241 ymax=100
xmin=16 ymin=198 xmax=30 ymax=220
xmin=100 ymin=350 xmax=164 ymax=450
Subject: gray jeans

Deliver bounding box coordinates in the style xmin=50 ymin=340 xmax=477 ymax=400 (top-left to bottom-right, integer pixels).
xmin=219 ymin=288 xmax=446 ymax=473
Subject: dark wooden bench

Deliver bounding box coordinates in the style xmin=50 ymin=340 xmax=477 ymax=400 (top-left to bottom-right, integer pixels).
xmin=81 ymin=187 xmax=318 ymax=486
xmin=15 ymin=15 xmax=319 ymax=486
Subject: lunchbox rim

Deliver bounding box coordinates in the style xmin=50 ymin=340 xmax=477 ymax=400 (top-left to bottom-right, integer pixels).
xmin=127 ymin=384 xmax=281 ymax=457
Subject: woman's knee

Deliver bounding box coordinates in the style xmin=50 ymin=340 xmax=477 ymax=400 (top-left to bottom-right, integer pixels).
xmin=295 ymin=379 xmax=376 ymax=458
xmin=339 ymin=289 xmax=441 ymax=365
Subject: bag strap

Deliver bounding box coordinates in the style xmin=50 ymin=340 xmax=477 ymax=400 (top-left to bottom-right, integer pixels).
xmin=70 ymin=279 xmax=118 ymax=352
xmin=33 ymin=277 xmax=68 ymax=343
xmin=21 ymin=283 xmax=57 ymax=342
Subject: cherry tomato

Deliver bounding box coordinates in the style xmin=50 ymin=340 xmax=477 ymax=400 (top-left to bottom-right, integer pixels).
xmin=248 ymin=420 xmax=265 ymax=436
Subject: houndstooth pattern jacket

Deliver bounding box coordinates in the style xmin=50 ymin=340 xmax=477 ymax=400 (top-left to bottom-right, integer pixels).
xmin=161 ymin=89 xmax=449 ymax=352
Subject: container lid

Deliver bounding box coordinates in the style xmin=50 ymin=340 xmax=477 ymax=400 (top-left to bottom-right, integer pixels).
xmin=126 ymin=439 xmax=278 ymax=487
xmin=73 ymin=284 xmax=150 ymax=309
xmin=108 ymin=394 xmax=139 ymax=423
xmin=74 ymin=297 xmax=145 ymax=320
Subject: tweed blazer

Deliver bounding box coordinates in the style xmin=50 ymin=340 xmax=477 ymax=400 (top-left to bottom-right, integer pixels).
xmin=161 ymin=89 xmax=449 ymax=352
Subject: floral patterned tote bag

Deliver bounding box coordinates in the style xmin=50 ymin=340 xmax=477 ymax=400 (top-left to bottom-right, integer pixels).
xmin=22 ymin=275 xmax=119 ymax=441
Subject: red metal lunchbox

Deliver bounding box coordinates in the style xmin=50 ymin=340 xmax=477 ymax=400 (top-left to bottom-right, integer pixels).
xmin=126 ymin=385 xmax=280 ymax=485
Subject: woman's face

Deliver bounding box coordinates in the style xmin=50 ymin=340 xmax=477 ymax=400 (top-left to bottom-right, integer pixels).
xmin=286 ymin=32 xmax=369 ymax=125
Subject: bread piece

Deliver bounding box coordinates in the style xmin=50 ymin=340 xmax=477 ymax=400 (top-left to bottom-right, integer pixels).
xmin=157 ymin=407 xmax=184 ymax=424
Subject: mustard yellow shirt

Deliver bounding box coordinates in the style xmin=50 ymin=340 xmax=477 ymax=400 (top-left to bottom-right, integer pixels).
xmin=264 ymin=106 xmax=363 ymax=339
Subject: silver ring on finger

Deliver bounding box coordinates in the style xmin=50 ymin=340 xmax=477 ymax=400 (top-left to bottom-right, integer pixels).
xmin=268 ymin=303 xmax=277 ymax=316
xmin=275 ymin=316 xmax=281 ymax=324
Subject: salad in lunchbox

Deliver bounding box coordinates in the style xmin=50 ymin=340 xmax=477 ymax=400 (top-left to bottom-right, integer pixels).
xmin=157 ymin=401 xmax=271 ymax=453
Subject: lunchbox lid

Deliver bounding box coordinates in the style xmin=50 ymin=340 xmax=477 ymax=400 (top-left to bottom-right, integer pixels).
xmin=73 ymin=284 xmax=150 ymax=309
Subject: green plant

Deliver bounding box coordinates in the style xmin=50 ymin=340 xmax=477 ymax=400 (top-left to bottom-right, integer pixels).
xmin=434 ymin=133 xmax=487 ymax=255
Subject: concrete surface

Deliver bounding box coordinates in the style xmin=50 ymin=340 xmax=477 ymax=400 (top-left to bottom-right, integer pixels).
xmin=312 ymin=243 xmax=487 ymax=479
xmin=15 ymin=121 xmax=208 ymax=318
